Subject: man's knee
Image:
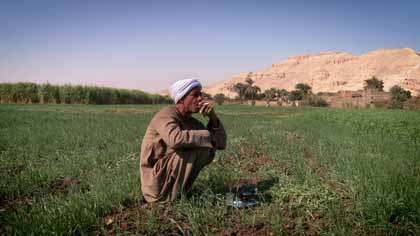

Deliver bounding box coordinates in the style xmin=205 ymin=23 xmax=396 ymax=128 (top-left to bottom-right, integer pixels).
xmin=196 ymin=151 xmax=215 ymax=168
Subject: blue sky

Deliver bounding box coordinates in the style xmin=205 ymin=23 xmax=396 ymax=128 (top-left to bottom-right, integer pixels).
xmin=1 ymin=0 xmax=419 ymax=92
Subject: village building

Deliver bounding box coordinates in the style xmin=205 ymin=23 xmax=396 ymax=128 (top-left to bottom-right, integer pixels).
xmin=324 ymin=89 xmax=391 ymax=108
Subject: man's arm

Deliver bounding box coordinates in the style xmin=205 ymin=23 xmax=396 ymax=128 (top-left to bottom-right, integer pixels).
xmin=206 ymin=107 xmax=227 ymax=150
xmin=153 ymin=113 xmax=213 ymax=149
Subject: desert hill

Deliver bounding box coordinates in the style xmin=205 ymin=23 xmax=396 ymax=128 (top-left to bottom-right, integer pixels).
xmin=204 ymin=48 xmax=420 ymax=98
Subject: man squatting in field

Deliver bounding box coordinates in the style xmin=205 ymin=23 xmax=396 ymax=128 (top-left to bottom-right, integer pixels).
xmin=140 ymin=79 xmax=227 ymax=202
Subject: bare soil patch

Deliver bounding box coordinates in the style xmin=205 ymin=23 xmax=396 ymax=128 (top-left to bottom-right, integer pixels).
xmin=218 ymin=208 xmax=273 ymax=236
xmin=98 ymin=202 xmax=187 ymax=236
xmin=283 ymin=132 xmax=303 ymax=145
xmin=246 ymin=154 xmax=283 ymax=173
xmin=0 ymin=164 xmax=26 ymax=177
xmin=98 ymin=201 xmax=274 ymax=236
xmin=48 ymin=176 xmax=82 ymax=195
xmin=0 ymin=176 xmax=84 ymax=214
xmin=303 ymin=147 xmax=327 ymax=180
xmin=281 ymin=206 xmax=327 ymax=236
xmin=0 ymin=193 xmax=33 ymax=213
xmin=302 ymin=147 xmax=362 ymax=235
xmin=303 ymin=147 xmax=353 ymax=205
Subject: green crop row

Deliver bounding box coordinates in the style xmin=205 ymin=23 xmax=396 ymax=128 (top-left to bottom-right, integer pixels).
xmin=1 ymin=105 xmax=419 ymax=235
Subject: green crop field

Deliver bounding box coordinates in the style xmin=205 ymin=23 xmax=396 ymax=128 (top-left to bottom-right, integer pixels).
xmin=1 ymin=104 xmax=419 ymax=235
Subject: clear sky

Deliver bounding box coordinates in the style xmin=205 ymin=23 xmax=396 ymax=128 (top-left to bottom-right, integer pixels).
xmin=1 ymin=0 xmax=419 ymax=93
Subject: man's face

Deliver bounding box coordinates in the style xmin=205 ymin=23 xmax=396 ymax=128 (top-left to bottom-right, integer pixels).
xmin=180 ymin=87 xmax=203 ymax=113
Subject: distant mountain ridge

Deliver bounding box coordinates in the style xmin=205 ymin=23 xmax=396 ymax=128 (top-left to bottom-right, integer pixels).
xmin=204 ymin=48 xmax=420 ymax=98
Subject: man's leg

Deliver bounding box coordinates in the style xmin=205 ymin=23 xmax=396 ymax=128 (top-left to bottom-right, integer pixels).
xmin=143 ymin=149 xmax=215 ymax=202
xmin=182 ymin=149 xmax=215 ymax=192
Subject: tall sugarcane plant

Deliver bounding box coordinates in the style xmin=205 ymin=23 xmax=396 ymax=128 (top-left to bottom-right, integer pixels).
xmin=0 ymin=82 xmax=171 ymax=104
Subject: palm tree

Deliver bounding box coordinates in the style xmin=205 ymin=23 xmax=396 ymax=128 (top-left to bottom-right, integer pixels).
xmin=245 ymin=77 xmax=254 ymax=86
xmin=244 ymin=78 xmax=261 ymax=104
xmin=233 ymin=82 xmax=247 ymax=104
xmin=246 ymin=85 xmax=261 ymax=102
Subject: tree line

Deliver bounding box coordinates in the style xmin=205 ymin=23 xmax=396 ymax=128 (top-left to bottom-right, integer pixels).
xmin=212 ymin=75 xmax=415 ymax=109
xmin=227 ymin=72 xmax=327 ymax=107
xmin=0 ymin=82 xmax=172 ymax=104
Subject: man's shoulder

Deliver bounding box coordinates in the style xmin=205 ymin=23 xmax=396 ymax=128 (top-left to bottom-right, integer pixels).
xmin=155 ymin=105 xmax=177 ymax=116
xmin=151 ymin=106 xmax=177 ymax=122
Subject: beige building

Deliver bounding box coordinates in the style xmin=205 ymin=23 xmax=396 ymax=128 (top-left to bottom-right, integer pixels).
xmin=325 ymin=90 xmax=390 ymax=108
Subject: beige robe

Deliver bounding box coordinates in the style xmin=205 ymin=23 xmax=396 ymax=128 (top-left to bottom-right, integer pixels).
xmin=140 ymin=106 xmax=226 ymax=202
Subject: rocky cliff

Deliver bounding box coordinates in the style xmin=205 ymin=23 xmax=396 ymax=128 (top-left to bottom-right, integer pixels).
xmin=204 ymin=48 xmax=420 ymax=98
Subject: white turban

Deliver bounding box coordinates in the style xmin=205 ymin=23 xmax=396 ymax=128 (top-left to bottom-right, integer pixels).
xmin=169 ymin=79 xmax=202 ymax=103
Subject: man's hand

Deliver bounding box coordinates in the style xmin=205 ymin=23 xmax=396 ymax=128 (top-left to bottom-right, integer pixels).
xmin=199 ymin=102 xmax=217 ymax=119
xmin=199 ymin=101 xmax=225 ymax=150
xmin=199 ymin=102 xmax=212 ymax=116
xmin=199 ymin=102 xmax=219 ymax=122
